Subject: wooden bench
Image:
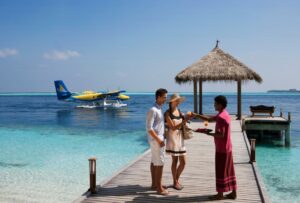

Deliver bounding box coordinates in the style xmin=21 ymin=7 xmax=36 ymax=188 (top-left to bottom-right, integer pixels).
xmin=250 ymin=105 xmax=275 ymax=117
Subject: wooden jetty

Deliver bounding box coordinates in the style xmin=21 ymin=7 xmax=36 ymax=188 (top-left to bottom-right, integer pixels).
xmin=74 ymin=117 xmax=270 ymax=203
xmin=242 ymin=112 xmax=291 ymax=146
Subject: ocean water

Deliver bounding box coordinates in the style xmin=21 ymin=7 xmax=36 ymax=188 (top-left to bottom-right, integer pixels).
xmin=0 ymin=95 xmax=150 ymax=203
xmin=0 ymin=93 xmax=299 ymax=202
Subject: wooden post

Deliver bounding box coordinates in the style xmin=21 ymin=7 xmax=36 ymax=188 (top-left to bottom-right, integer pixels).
xmin=193 ymin=80 xmax=198 ymax=113
xmin=250 ymin=139 xmax=256 ymax=163
xmin=285 ymin=126 xmax=291 ymax=147
xmin=89 ymin=157 xmax=97 ymax=194
xmin=198 ymin=80 xmax=203 ymax=114
xmin=286 ymin=112 xmax=291 ymax=146
xmin=237 ymin=80 xmax=242 ymax=120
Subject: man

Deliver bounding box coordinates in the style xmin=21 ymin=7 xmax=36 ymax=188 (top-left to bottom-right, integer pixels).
xmin=194 ymin=95 xmax=237 ymax=200
xmin=146 ymin=88 xmax=168 ymax=195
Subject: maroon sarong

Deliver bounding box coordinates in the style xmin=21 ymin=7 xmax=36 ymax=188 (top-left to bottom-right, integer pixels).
xmin=215 ymin=151 xmax=237 ymax=192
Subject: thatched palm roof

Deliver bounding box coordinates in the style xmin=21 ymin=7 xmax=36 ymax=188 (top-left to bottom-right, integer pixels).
xmin=175 ymin=46 xmax=262 ymax=84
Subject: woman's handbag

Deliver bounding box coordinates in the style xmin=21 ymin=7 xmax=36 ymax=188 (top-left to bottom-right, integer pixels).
xmin=181 ymin=123 xmax=194 ymax=140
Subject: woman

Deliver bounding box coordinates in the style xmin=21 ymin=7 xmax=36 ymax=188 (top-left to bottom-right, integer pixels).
xmin=193 ymin=95 xmax=237 ymax=200
xmin=164 ymin=93 xmax=190 ymax=190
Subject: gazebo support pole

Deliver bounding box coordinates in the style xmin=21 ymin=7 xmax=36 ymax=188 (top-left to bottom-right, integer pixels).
xmin=237 ymin=80 xmax=242 ymax=120
xmin=198 ymin=80 xmax=203 ymax=114
xmin=193 ymin=80 xmax=198 ymax=113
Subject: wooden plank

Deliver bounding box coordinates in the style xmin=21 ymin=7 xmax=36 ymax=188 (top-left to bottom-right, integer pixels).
xmin=75 ymin=117 xmax=270 ymax=203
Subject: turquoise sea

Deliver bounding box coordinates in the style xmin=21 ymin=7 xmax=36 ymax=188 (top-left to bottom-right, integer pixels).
xmin=0 ymin=93 xmax=299 ymax=203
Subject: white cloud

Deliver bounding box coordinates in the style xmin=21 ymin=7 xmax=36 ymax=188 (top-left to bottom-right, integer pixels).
xmin=0 ymin=48 xmax=18 ymax=58
xmin=43 ymin=50 xmax=80 ymax=60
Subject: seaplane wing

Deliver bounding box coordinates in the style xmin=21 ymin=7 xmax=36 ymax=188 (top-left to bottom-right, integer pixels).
xmin=54 ymin=80 xmax=129 ymax=107
xmin=71 ymin=90 xmax=128 ymax=101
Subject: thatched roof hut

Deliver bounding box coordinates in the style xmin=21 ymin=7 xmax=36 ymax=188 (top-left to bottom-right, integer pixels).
xmin=175 ymin=41 xmax=262 ymax=119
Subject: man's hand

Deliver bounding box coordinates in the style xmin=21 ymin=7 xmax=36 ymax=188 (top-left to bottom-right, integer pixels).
xmin=187 ymin=111 xmax=195 ymax=118
xmin=159 ymin=139 xmax=165 ymax=148
xmin=149 ymin=129 xmax=165 ymax=147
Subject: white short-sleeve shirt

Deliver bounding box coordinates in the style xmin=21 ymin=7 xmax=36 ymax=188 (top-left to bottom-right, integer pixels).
xmin=146 ymin=103 xmax=165 ymax=142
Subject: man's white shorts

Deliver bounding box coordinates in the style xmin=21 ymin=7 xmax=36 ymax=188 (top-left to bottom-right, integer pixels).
xmin=149 ymin=139 xmax=165 ymax=166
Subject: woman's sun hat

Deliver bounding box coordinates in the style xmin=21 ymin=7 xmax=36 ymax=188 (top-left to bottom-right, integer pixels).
xmin=168 ymin=93 xmax=185 ymax=103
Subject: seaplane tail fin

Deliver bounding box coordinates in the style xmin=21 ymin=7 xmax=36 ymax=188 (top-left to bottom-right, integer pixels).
xmin=54 ymin=80 xmax=72 ymax=100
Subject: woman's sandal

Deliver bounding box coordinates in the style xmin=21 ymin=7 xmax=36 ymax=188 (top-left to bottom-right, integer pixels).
xmin=151 ymin=185 xmax=167 ymax=190
xmin=157 ymin=189 xmax=169 ymax=196
xmin=173 ymin=184 xmax=184 ymax=190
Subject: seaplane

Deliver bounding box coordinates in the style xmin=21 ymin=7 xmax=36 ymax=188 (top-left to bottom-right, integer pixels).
xmin=54 ymin=80 xmax=130 ymax=108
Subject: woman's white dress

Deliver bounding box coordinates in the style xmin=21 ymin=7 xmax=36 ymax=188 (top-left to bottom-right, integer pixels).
xmin=166 ymin=111 xmax=186 ymax=156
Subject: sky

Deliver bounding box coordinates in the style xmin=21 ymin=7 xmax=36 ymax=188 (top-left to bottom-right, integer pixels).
xmin=0 ymin=0 xmax=299 ymax=93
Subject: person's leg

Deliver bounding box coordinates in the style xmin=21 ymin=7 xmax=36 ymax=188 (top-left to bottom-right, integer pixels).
xmin=155 ymin=166 xmax=168 ymax=195
xmin=171 ymin=156 xmax=178 ymax=185
xmin=225 ymin=152 xmax=237 ymax=199
xmin=150 ymin=163 xmax=156 ymax=189
xmin=209 ymin=152 xmax=224 ymax=200
xmin=176 ymin=155 xmax=186 ymax=184
xmin=150 ymin=139 xmax=161 ymax=190
xmin=151 ymin=140 xmax=168 ymax=194
xmin=149 ymin=140 xmax=157 ymax=189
